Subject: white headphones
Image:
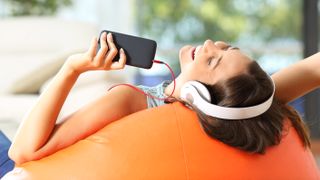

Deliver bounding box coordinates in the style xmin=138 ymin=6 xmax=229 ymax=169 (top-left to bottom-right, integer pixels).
xmin=180 ymin=78 xmax=275 ymax=120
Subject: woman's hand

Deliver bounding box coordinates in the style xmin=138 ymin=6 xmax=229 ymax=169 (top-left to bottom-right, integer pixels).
xmin=65 ymin=32 xmax=126 ymax=75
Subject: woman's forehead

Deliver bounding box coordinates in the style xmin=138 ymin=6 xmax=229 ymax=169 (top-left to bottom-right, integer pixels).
xmin=212 ymin=50 xmax=252 ymax=81
xmin=217 ymin=48 xmax=252 ymax=67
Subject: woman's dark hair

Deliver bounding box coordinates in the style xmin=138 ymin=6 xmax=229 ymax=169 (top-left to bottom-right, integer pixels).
xmin=189 ymin=61 xmax=310 ymax=154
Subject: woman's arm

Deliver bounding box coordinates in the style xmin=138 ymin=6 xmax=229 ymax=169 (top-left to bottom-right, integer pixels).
xmin=8 ymin=32 xmax=147 ymax=165
xmin=272 ymin=52 xmax=320 ymax=104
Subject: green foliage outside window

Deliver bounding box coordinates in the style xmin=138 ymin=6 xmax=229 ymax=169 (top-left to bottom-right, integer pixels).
xmin=137 ymin=0 xmax=301 ymax=45
xmin=5 ymin=0 xmax=72 ymax=16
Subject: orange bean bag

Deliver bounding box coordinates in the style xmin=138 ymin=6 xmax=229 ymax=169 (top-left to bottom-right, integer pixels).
xmin=10 ymin=102 xmax=320 ymax=179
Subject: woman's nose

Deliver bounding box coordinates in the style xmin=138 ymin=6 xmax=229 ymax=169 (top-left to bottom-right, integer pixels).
xmin=214 ymin=41 xmax=230 ymax=50
xmin=204 ymin=39 xmax=216 ymax=50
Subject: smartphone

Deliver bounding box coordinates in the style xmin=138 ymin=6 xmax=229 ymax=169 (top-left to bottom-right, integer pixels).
xmin=97 ymin=30 xmax=157 ymax=69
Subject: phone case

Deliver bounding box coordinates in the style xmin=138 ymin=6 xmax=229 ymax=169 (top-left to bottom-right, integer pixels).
xmin=98 ymin=30 xmax=157 ymax=69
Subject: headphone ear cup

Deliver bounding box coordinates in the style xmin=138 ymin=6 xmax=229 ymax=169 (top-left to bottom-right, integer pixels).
xmin=180 ymin=82 xmax=196 ymax=103
xmin=180 ymin=81 xmax=211 ymax=103
xmin=188 ymin=81 xmax=211 ymax=102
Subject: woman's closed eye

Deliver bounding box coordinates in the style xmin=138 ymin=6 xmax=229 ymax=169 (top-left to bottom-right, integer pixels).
xmin=209 ymin=46 xmax=238 ymax=68
xmin=208 ymin=57 xmax=213 ymax=65
xmin=210 ymin=55 xmax=223 ymax=69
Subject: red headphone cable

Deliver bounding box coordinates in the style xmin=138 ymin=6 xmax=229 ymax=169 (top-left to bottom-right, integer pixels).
xmin=107 ymin=60 xmax=176 ymax=101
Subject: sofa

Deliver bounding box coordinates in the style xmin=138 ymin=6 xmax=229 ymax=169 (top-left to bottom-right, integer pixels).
xmin=3 ymin=102 xmax=319 ymax=179
xmin=0 ymin=17 xmax=130 ymax=139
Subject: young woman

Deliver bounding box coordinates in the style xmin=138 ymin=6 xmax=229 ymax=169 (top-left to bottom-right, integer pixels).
xmin=8 ymin=32 xmax=316 ymax=165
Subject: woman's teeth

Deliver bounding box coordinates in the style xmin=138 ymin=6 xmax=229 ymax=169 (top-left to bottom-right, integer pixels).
xmin=191 ymin=47 xmax=196 ymax=60
xmin=193 ymin=46 xmax=200 ymax=60
xmin=191 ymin=46 xmax=201 ymax=60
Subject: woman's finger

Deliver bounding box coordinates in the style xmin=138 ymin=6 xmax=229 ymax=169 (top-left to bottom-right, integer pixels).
xmin=110 ymin=48 xmax=126 ymax=70
xmin=87 ymin=37 xmax=98 ymax=57
xmin=95 ymin=32 xmax=109 ymax=64
xmin=104 ymin=33 xmax=118 ymax=66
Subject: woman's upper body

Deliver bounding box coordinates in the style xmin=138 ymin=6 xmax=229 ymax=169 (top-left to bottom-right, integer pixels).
xmin=8 ymin=32 xmax=319 ymax=165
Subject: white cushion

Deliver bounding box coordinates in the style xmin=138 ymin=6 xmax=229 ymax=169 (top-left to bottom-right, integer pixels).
xmin=0 ymin=17 xmax=99 ymax=94
xmin=0 ymin=52 xmax=70 ymax=94
xmin=0 ymin=94 xmax=38 ymax=124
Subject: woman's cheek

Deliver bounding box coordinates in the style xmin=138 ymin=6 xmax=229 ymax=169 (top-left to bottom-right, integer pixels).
xmin=180 ymin=64 xmax=196 ymax=81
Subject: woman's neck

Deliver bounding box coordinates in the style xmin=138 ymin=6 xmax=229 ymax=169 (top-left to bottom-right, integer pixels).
xmin=164 ymin=75 xmax=185 ymax=99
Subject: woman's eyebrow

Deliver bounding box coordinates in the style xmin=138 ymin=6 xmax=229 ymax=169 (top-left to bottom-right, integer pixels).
xmin=229 ymin=46 xmax=240 ymax=50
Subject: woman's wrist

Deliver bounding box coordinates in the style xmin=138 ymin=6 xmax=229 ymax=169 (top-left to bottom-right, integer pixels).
xmin=60 ymin=63 xmax=81 ymax=80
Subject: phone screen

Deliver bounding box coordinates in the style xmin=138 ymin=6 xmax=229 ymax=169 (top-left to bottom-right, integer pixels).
xmin=98 ymin=30 xmax=157 ymax=69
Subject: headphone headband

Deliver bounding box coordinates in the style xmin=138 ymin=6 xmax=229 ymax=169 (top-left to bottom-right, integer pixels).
xmin=180 ymin=77 xmax=275 ymax=120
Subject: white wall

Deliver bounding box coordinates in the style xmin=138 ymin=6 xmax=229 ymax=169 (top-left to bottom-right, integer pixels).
xmin=57 ymin=0 xmax=139 ymax=82
xmin=57 ymin=0 xmax=137 ymax=34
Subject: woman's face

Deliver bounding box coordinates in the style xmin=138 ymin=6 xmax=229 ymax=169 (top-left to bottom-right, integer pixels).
xmin=178 ymin=39 xmax=252 ymax=85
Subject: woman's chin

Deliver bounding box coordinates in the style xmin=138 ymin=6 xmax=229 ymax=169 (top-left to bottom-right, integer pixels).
xmin=179 ymin=45 xmax=192 ymax=60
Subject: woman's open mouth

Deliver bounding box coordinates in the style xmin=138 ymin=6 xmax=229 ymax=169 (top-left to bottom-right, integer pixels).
xmin=191 ymin=46 xmax=202 ymax=60
xmin=191 ymin=47 xmax=196 ymax=60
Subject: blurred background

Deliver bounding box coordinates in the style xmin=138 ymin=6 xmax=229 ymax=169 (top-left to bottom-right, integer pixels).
xmin=0 ymin=0 xmax=319 ymax=163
